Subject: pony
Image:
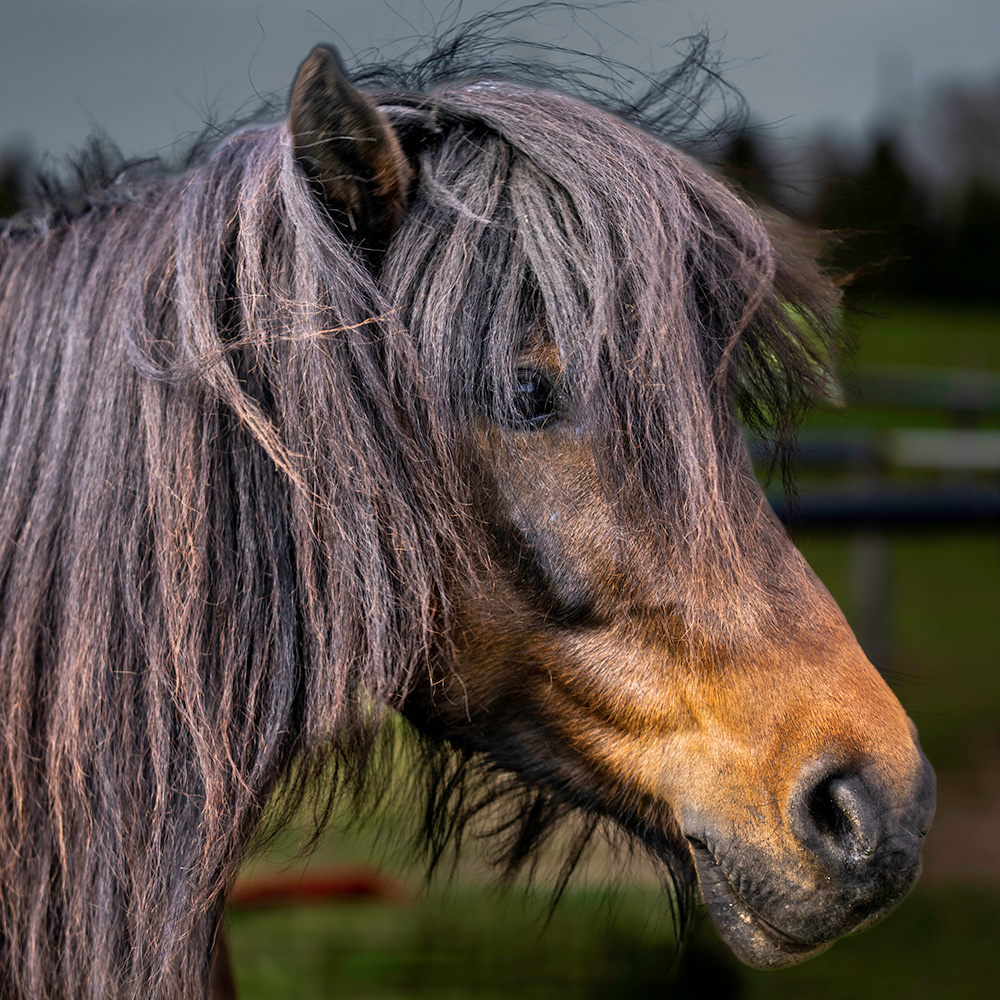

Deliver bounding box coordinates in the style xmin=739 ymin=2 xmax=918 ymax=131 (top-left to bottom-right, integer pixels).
xmin=0 ymin=32 xmax=935 ymax=1000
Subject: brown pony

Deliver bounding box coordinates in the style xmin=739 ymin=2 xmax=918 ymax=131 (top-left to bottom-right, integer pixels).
xmin=0 ymin=35 xmax=933 ymax=1000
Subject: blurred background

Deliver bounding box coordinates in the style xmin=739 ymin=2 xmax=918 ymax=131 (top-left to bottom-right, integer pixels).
xmin=2 ymin=2 xmax=997 ymax=997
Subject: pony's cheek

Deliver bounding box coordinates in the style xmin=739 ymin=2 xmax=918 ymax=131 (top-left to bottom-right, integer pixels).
xmin=512 ymin=624 xmax=930 ymax=843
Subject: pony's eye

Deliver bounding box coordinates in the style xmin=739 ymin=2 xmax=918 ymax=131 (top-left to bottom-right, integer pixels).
xmin=511 ymin=370 xmax=556 ymax=428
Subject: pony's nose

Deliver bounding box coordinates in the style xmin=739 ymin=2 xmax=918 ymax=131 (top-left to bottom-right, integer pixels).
xmin=788 ymin=753 xmax=934 ymax=875
xmin=793 ymin=772 xmax=881 ymax=866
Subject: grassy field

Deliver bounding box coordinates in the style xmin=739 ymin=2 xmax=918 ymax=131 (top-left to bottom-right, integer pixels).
xmin=228 ymin=885 xmax=1000 ymax=999
xmin=228 ymin=303 xmax=1000 ymax=998
xmin=838 ymin=304 xmax=1000 ymax=370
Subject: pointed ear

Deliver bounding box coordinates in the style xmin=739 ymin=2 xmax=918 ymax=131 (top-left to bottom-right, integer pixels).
xmin=288 ymin=45 xmax=413 ymax=252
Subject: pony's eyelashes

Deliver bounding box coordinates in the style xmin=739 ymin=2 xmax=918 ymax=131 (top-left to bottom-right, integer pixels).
xmin=509 ymin=369 xmax=557 ymax=428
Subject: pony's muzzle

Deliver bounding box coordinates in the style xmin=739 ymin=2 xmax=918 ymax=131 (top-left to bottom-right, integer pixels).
xmin=783 ymin=749 xmax=936 ymax=937
xmin=690 ymin=749 xmax=935 ymax=968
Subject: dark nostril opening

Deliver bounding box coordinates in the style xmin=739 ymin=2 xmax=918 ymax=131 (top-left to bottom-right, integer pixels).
xmin=798 ymin=773 xmax=881 ymax=865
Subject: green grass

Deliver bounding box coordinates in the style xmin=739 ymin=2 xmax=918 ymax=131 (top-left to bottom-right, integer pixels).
xmin=228 ymin=884 xmax=1000 ymax=999
xmin=229 ymin=886 xmax=689 ymax=1000
xmin=844 ymin=304 xmax=1000 ymax=370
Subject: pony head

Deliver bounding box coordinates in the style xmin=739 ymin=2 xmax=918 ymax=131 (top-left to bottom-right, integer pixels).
xmin=285 ymin=46 xmax=934 ymax=967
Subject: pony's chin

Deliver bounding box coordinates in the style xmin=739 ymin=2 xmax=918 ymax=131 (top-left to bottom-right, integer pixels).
xmin=688 ymin=841 xmax=833 ymax=969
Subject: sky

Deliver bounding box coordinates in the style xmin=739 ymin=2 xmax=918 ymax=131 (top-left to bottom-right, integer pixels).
xmin=0 ymin=0 xmax=997 ymax=163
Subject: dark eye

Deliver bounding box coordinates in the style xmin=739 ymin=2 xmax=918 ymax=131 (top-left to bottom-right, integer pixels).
xmin=511 ymin=370 xmax=556 ymax=428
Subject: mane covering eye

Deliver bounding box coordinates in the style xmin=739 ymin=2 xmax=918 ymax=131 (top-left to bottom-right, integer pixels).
xmin=510 ymin=370 xmax=556 ymax=428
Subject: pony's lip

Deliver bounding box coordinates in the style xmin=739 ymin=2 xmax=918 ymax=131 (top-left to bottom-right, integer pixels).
xmin=686 ymin=837 xmax=833 ymax=969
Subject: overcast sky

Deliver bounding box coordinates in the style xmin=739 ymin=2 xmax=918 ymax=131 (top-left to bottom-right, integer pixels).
xmin=1 ymin=0 xmax=997 ymax=162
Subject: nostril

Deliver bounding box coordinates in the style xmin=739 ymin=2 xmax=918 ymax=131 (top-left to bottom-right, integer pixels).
xmin=797 ymin=773 xmax=881 ymax=865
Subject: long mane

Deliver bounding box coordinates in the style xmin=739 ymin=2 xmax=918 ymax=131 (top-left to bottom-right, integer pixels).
xmin=0 ymin=27 xmax=840 ymax=1000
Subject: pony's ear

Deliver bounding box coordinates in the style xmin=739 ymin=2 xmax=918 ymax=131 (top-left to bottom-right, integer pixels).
xmin=289 ymin=45 xmax=414 ymax=252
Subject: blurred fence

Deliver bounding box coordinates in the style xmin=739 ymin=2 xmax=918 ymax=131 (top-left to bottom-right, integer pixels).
xmin=758 ymin=365 xmax=1000 ymax=665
